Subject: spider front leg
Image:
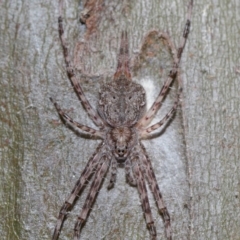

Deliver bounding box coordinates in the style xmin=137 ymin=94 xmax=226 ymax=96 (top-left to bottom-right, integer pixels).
xmin=140 ymin=144 xmax=172 ymax=240
xmin=74 ymin=156 xmax=109 ymax=240
xmin=52 ymin=143 xmax=104 ymax=240
xmin=58 ymin=1 xmax=104 ymax=128
xmin=131 ymin=155 xmax=157 ymax=240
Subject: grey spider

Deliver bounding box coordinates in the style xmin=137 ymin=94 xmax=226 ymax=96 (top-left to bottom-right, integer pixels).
xmin=50 ymin=1 xmax=193 ymax=239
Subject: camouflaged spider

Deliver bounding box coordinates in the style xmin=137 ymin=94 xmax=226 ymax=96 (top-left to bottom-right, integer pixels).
xmin=50 ymin=1 xmax=193 ymax=239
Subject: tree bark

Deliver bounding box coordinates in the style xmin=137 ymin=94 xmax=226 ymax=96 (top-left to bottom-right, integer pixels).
xmin=0 ymin=0 xmax=239 ymax=240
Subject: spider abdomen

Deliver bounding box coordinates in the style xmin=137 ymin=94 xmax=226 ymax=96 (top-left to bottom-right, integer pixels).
xmin=98 ymin=78 xmax=146 ymax=127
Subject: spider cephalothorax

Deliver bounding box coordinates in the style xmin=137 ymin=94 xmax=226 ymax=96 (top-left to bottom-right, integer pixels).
xmin=51 ymin=1 xmax=193 ymax=239
xmin=108 ymin=126 xmax=136 ymax=160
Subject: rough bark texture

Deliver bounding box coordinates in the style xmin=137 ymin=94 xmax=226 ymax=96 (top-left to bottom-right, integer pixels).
xmin=0 ymin=0 xmax=239 ymax=240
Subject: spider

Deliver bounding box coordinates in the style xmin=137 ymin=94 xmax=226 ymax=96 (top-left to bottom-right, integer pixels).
xmin=50 ymin=1 xmax=193 ymax=239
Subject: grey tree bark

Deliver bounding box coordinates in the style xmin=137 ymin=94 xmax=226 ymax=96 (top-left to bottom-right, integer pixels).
xmin=0 ymin=0 xmax=239 ymax=240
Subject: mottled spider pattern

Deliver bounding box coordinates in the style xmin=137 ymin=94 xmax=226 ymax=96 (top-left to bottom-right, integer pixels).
xmin=50 ymin=1 xmax=193 ymax=239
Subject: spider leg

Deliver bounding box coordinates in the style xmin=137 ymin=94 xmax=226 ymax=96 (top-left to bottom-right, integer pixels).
xmin=136 ymin=32 xmax=179 ymax=130
xmin=140 ymin=143 xmax=172 ymax=240
xmin=107 ymin=158 xmax=117 ymax=189
xmin=50 ymin=97 xmax=103 ymax=138
xmin=113 ymin=31 xmax=131 ymax=81
xmin=140 ymin=90 xmax=181 ymax=137
xmin=52 ymin=143 xmax=104 ymax=240
xmin=136 ymin=0 xmax=192 ymax=129
xmin=58 ymin=1 xmax=104 ymax=128
xmin=125 ymin=158 xmax=136 ymax=186
xmin=131 ymin=155 xmax=157 ymax=240
xmin=74 ymin=155 xmax=109 ymax=240
xmin=177 ymin=0 xmax=193 ymax=63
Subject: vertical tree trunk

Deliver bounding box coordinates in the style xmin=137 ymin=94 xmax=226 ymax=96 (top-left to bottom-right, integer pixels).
xmin=0 ymin=0 xmax=239 ymax=240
